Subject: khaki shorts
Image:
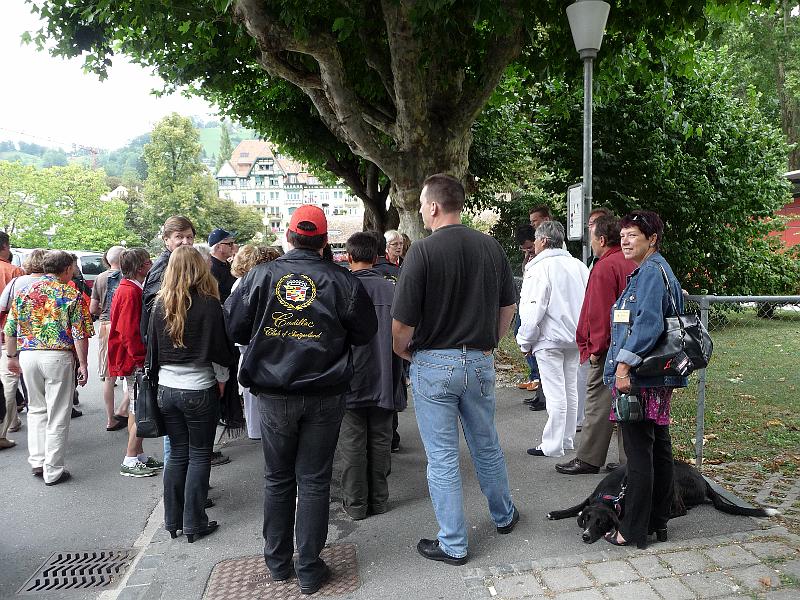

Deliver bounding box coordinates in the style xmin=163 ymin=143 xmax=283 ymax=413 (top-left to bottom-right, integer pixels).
xmin=98 ymin=320 xmax=111 ymax=378
xmin=122 ymin=374 xmax=137 ymax=414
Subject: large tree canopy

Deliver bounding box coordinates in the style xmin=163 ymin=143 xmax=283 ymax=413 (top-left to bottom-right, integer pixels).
xmin=28 ymin=0 xmax=730 ymax=237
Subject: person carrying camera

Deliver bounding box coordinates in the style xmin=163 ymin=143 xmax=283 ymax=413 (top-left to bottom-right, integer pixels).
xmin=603 ymin=210 xmax=688 ymax=548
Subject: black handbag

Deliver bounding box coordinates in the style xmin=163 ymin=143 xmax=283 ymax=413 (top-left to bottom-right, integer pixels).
xmin=635 ymin=264 xmax=713 ymax=377
xmin=134 ymin=338 xmax=165 ymax=438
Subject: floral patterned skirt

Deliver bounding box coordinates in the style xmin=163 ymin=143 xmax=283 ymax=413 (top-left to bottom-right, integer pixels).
xmin=610 ymin=386 xmax=673 ymax=426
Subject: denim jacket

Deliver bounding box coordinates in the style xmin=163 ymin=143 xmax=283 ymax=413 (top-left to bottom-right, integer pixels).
xmin=603 ymin=252 xmax=689 ymax=389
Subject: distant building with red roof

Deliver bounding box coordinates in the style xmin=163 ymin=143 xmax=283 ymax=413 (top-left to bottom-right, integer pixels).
xmin=215 ymin=140 xmax=363 ymax=234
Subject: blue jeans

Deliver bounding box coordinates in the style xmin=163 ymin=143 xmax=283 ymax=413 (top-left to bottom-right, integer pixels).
xmin=258 ymin=392 xmax=345 ymax=586
xmin=411 ymin=348 xmax=515 ymax=558
xmin=157 ymin=385 xmax=218 ymax=535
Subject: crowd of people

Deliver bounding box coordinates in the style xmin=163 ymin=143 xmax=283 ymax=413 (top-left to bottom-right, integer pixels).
xmin=0 ymin=174 xmax=687 ymax=589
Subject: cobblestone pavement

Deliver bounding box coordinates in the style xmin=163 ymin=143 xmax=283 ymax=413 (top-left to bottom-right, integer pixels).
xmin=462 ymin=526 xmax=800 ymax=600
xmin=705 ymin=463 xmax=800 ymax=533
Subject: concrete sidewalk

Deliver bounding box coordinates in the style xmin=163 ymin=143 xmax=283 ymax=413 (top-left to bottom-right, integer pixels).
xmin=108 ymin=385 xmax=799 ymax=600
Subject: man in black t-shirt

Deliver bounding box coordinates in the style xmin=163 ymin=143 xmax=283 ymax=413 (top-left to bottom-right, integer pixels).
xmin=392 ymin=174 xmax=520 ymax=566
xmin=208 ymin=228 xmax=237 ymax=303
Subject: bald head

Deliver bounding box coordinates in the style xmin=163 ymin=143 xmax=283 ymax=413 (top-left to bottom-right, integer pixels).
xmin=106 ymin=245 xmax=125 ymax=269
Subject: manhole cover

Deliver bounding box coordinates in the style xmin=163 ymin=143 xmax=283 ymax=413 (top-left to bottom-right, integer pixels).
xmin=18 ymin=549 xmax=135 ymax=594
xmin=204 ymin=543 xmax=359 ymax=599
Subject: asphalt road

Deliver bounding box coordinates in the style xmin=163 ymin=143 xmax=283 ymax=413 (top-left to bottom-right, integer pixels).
xmin=0 ymin=338 xmax=762 ymax=600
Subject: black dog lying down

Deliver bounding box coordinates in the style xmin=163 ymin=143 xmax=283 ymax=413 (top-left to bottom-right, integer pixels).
xmin=547 ymin=460 xmax=778 ymax=544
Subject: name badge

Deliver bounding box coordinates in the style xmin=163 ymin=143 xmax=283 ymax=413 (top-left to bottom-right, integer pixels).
xmin=613 ymin=309 xmax=631 ymax=324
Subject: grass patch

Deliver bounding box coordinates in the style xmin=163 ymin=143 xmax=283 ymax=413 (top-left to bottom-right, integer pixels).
xmin=500 ymin=308 xmax=800 ymax=475
xmin=671 ymin=309 xmax=800 ymax=474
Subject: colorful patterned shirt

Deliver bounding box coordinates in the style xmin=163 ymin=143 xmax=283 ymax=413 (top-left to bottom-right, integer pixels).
xmin=4 ymin=275 xmax=95 ymax=351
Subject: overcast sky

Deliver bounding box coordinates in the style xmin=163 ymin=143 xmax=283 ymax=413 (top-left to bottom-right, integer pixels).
xmin=0 ymin=0 xmax=217 ymax=151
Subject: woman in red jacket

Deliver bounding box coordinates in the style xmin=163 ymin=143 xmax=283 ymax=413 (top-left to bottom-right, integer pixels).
xmin=108 ymin=248 xmax=162 ymax=478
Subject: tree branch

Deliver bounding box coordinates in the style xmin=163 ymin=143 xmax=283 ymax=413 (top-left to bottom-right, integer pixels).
xmin=257 ymin=51 xmax=322 ymax=88
xmin=381 ymin=0 xmax=426 ymax=147
xmin=447 ymin=3 xmax=525 ymax=130
xmin=233 ymin=0 xmax=399 ymax=176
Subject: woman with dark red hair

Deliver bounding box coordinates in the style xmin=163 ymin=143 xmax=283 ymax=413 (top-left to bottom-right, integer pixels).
xmin=603 ymin=210 xmax=688 ymax=549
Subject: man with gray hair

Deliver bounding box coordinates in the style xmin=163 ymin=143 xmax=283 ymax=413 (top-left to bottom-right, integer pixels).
xmin=517 ymin=221 xmax=589 ymax=458
xmin=90 ymin=245 xmax=128 ymax=431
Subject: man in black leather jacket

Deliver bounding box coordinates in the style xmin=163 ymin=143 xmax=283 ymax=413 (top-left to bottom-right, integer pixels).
xmin=225 ymin=205 xmax=377 ymax=594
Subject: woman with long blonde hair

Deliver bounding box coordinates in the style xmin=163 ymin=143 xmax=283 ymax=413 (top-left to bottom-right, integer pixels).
xmin=147 ymin=246 xmax=236 ymax=543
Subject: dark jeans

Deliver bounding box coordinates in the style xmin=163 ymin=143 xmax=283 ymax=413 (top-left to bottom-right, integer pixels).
xmin=338 ymin=406 xmax=394 ymax=518
xmin=158 ymin=384 xmax=218 ymax=535
xmin=258 ymin=392 xmax=345 ymax=585
xmin=620 ymin=420 xmax=674 ymax=545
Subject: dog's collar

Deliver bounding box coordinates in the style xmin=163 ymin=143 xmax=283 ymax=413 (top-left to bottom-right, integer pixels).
xmin=596 ymin=480 xmax=627 ymax=515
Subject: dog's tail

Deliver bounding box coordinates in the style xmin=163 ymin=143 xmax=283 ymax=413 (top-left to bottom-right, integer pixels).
xmin=705 ymin=480 xmax=779 ymax=518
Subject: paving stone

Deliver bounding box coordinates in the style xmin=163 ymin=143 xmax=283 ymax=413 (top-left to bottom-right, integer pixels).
xmin=682 ymin=571 xmax=743 ymax=598
xmin=779 ymin=559 xmax=800 ymax=579
xmin=124 ymin=568 xmax=158 ymax=586
xmin=660 ymin=550 xmax=712 ymax=575
xmin=727 ymin=564 xmax=782 ymax=592
xmin=116 ymin=585 xmax=150 ymax=600
xmin=493 ymin=573 xmax=544 ymax=598
xmin=704 ymin=545 xmax=761 ymax=569
xmin=136 ymin=554 xmax=164 ymax=570
xmin=649 ymin=576 xmax=695 ymax=600
xmin=602 ymin=581 xmax=660 ymax=600
xmin=540 ymin=566 xmax=592 ymax=593
xmin=765 ymin=591 xmax=800 ymax=600
xmin=584 ymin=560 xmax=640 ymax=585
xmin=552 ymin=590 xmax=604 ymax=600
xmin=743 ymin=541 xmax=797 ymax=559
xmin=629 ymin=555 xmax=671 ymax=579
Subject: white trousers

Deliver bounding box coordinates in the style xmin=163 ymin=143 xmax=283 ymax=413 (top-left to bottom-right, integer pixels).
xmin=0 ymin=351 xmax=20 ymax=439
xmin=535 ymin=347 xmax=580 ymax=457
xmin=20 ymin=351 xmax=76 ymax=483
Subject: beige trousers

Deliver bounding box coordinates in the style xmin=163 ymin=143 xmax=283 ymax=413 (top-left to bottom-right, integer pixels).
xmin=576 ymin=352 xmax=627 ymax=468
xmin=0 ymin=351 xmax=20 ymax=439
xmin=20 ymin=350 xmax=76 ymax=483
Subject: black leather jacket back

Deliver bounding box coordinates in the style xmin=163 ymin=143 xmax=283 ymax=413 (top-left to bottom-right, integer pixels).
xmin=225 ymin=248 xmax=377 ymax=394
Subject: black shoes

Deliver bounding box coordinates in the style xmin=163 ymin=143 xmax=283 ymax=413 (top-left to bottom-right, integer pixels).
xmin=527 ymin=447 xmax=545 ymax=456
xmin=299 ymin=564 xmax=331 ymax=595
xmin=497 ymin=507 xmax=520 ymax=534
xmin=187 ymin=521 xmax=219 ymax=543
xmin=649 ymin=527 xmax=668 ymax=542
xmin=605 ymin=462 xmax=622 ymax=472
xmin=71 ymin=408 xmax=83 ymax=419
xmin=416 ymin=539 xmax=468 ymax=565
xmin=555 ymin=458 xmax=600 ymax=475
xmin=45 ymin=471 xmax=71 ymax=486
xmin=528 ymin=400 xmax=546 ymax=411
xmin=210 ymin=451 xmax=231 ymax=467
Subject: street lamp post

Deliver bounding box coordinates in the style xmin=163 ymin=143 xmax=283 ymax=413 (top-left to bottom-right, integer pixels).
xmin=566 ymin=0 xmax=610 ymax=263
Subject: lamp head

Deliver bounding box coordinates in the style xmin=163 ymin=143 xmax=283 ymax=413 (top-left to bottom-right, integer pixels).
xmin=566 ymin=0 xmax=610 ymax=54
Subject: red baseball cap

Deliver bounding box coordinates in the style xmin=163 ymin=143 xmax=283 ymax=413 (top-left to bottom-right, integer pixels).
xmin=288 ymin=205 xmax=327 ymax=235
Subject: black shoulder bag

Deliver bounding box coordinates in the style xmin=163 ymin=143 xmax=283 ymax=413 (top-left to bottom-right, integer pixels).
xmin=634 ymin=264 xmax=713 ymax=377
xmin=135 ymin=332 xmax=166 ymax=438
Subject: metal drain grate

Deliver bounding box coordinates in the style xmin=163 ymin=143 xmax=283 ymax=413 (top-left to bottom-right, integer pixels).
xmin=204 ymin=543 xmax=359 ymax=599
xmin=18 ymin=549 xmax=135 ymax=594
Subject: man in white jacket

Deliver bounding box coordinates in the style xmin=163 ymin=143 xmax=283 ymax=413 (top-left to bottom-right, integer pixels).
xmin=516 ymin=221 xmax=589 ymax=457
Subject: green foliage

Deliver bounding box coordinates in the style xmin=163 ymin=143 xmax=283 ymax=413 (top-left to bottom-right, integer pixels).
xmin=0 ymin=161 xmax=129 ymax=250
xmin=138 ymin=113 xmax=263 ymax=244
xmin=469 ymin=35 xmax=799 ymax=293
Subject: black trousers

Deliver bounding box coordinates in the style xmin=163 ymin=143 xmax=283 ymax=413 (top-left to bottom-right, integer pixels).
xmin=258 ymin=392 xmax=344 ymax=585
xmin=338 ymin=406 xmax=394 ymax=518
xmin=620 ymin=420 xmax=674 ymax=545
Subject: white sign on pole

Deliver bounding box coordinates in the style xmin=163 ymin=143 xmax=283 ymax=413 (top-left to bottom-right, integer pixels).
xmin=567 ymin=183 xmax=583 ymax=241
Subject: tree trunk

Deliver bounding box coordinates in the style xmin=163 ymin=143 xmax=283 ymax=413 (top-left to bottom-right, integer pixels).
xmin=389 ymin=130 xmax=473 ymax=239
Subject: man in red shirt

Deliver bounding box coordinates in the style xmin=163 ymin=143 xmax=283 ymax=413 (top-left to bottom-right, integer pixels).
xmin=0 ymin=231 xmax=24 ymax=450
xmin=556 ymin=215 xmax=636 ymax=475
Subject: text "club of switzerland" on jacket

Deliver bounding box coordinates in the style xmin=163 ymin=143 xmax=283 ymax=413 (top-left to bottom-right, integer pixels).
xmin=516 ymin=248 xmax=589 ymax=355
